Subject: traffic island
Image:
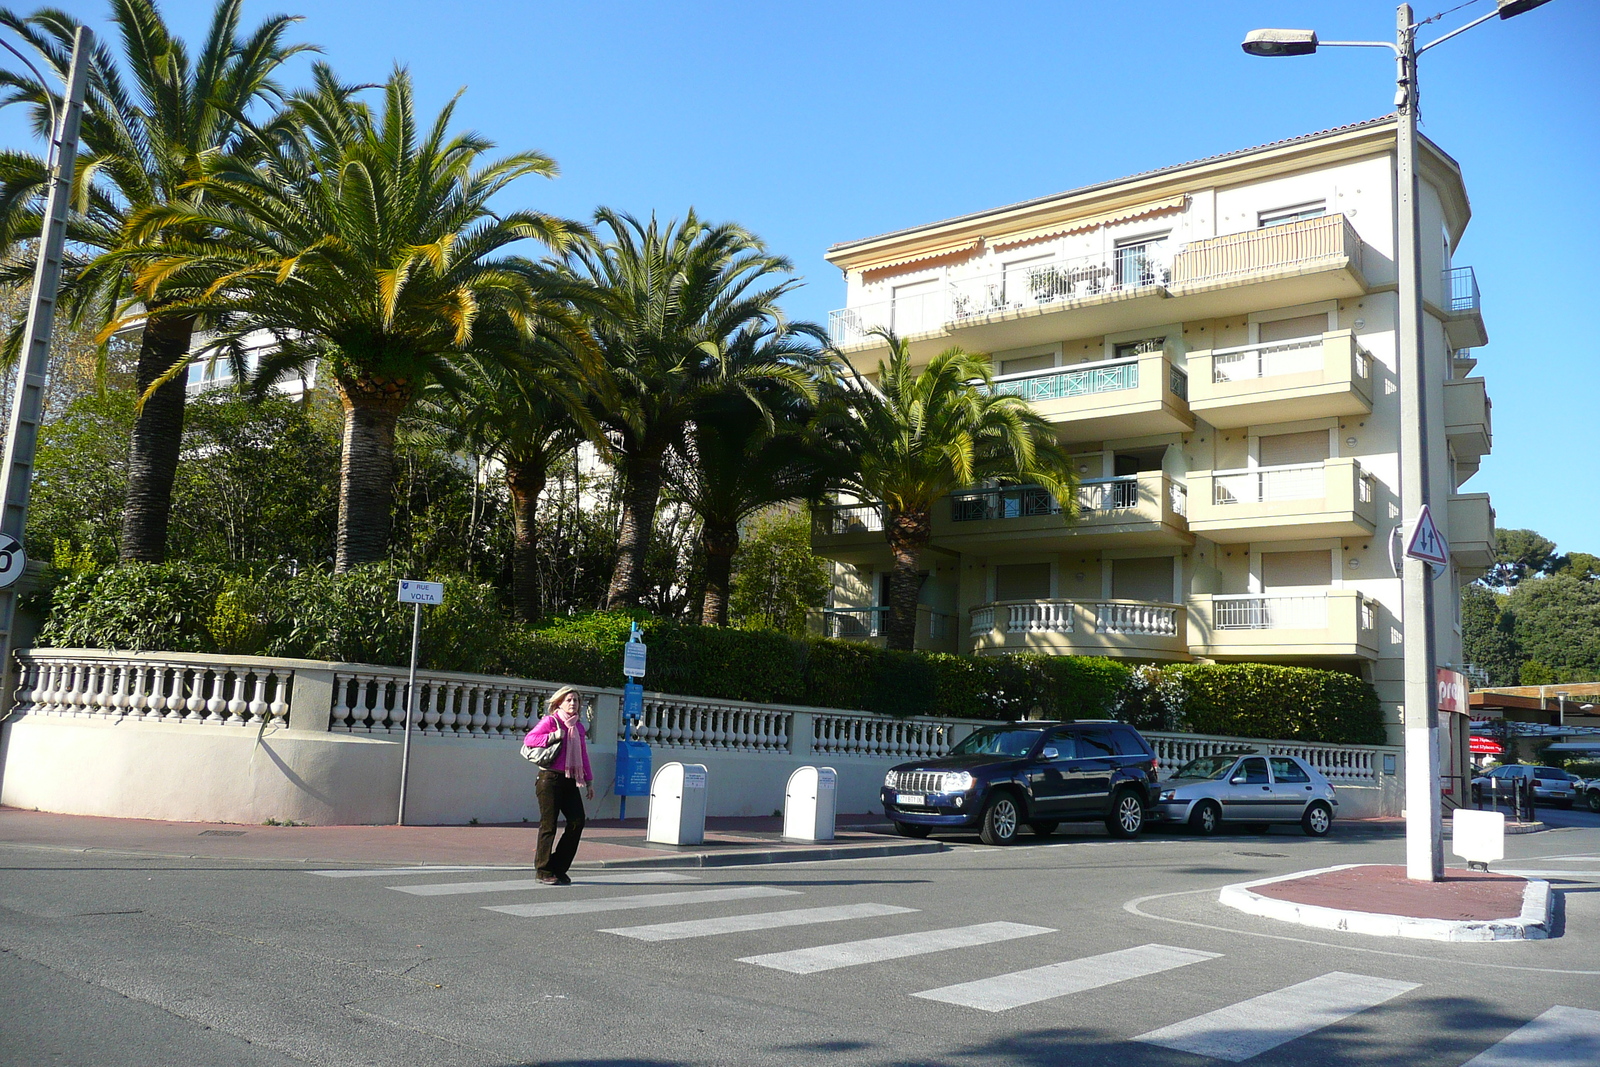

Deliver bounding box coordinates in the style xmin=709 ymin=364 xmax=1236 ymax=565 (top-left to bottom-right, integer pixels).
xmin=1219 ymin=863 xmax=1551 ymax=942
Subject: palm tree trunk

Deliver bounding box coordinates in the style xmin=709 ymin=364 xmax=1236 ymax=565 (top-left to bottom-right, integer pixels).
xmin=334 ymin=375 xmax=411 ymax=572
xmin=606 ymin=448 xmax=664 ymax=609
xmin=884 ymin=509 xmax=931 ymax=652
xmin=700 ymin=520 xmax=739 ymax=627
xmin=506 ymin=456 xmax=547 ymax=623
xmin=118 ymin=312 xmax=196 ymax=562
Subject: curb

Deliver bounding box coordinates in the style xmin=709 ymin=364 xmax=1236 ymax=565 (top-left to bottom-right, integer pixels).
xmin=573 ymin=840 xmax=946 ymax=869
xmin=1218 ymin=863 xmax=1552 ymax=942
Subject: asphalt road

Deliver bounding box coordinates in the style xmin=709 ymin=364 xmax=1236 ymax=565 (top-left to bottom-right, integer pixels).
xmin=2 ymin=822 xmax=1597 ymax=1067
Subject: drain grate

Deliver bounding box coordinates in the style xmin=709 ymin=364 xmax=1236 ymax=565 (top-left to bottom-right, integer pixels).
xmin=198 ymin=830 xmax=246 ymax=836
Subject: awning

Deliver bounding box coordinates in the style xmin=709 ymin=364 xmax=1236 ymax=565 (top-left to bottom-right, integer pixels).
xmin=1469 ymin=737 xmax=1503 ymax=754
xmin=991 ymin=195 xmax=1189 ymax=250
xmin=859 ymin=239 xmax=984 ymax=278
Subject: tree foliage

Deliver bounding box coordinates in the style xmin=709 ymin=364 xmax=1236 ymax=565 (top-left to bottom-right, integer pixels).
xmin=728 ymin=509 xmax=830 ymax=637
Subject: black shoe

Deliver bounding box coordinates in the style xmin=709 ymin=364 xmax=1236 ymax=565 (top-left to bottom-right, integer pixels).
xmin=536 ymin=875 xmax=559 ymax=886
xmin=553 ymin=873 xmax=573 ymax=886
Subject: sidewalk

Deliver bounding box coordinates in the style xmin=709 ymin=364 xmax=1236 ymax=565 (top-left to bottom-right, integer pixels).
xmin=0 ymin=807 xmax=942 ymax=869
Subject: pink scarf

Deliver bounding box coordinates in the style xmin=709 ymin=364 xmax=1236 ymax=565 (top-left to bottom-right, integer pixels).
xmin=558 ymin=707 xmax=586 ymax=782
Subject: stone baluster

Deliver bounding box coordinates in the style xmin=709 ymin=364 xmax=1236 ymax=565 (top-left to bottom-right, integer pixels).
xmin=330 ymin=674 xmax=354 ymax=732
xmin=106 ymin=664 xmax=130 ymax=718
xmin=267 ymin=670 xmax=290 ymax=725
xmin=440 ymin=681 xmax=461 ymax=735
xmin=484 ymin=688 xmax=504 ymax=736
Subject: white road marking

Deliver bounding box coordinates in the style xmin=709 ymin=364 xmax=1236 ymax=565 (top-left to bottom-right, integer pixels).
xmin=738 ymin=921 xmax=1052 ymax=975
xmin=1461 ymin=1006 xmax=1600 ymax=1067
xmin=1495 ymin=870 xmax=1600 ymax=879
xmin=311 ymin=866 xmax=534 ymax=878
xmin=485 ymin=886 xmax=799 ymax=918
xmin=1134 ymin=971 xmax=1418 ymax=1062
xmin=912 ymin=944 xmax=1221 ymax=1012
xmin=390 ymin=872 xmax=698 ymax=895
xmin=601 ymin=903 xmax=917 ymax=942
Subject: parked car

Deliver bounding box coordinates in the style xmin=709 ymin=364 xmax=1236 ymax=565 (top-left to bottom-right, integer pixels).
xmin=1471 ymin=765 xmax=1576 ymax=809
xmin=881 ymin=720 xmax=1158 ymax=845
xmin=1149 ymin=751 xmax=1339 ymax=837
xmin=1579 ymin=777 xmax=1600 ymax=813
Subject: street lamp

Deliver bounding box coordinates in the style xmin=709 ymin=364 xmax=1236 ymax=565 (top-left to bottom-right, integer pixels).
xmin=1242 ymin=0 xmax=1553 ymax=882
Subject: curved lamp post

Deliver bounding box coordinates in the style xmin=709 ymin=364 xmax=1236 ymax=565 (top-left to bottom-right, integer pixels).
xmin=1242 ymin=0 xmax=1553 ymax=881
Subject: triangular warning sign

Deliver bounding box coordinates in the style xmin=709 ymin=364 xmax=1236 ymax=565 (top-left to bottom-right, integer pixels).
xmin=1405 ymin=504 xmax=1450 ymax=567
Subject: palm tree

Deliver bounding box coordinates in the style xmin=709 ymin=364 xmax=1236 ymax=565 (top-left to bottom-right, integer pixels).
xmin=121 ymin=64 xmax=584 ymax=570
xmin=662 ymin=327 xmax=846 ymax=626
xmin=829 ymin=330 xmax=1076 ymax=651
xmin=0 ymin=0 xmax=314 ymax=562
xmin=414 ymin=308 xmax=610 ymax=621
xmin=565 ymin=209 xmax=814 ymax=610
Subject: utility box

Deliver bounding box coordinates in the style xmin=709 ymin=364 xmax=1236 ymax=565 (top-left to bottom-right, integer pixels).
xmin=782 ymin=765 xmax=838 ymax=843
xmin=1451 ymin=807 xmax=1506 ymax=872
xmin=645 ymin=762 xmax=707 ymax=846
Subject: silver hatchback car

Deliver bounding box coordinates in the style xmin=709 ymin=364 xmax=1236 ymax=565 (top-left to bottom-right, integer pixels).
xmin=1151 ymin=751 xmax=1339 ymax=836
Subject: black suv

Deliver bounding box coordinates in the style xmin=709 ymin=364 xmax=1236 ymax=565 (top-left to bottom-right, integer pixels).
xmin=881 ymin=720 xmax=1159 ymax=845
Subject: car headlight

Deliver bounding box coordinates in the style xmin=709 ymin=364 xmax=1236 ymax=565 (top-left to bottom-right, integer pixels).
xmin=942 ymin=771 xmax=974 ymax=792
xmin=884 ymin=771 xmax=898 ymax=789
xmin=1160 ymin=790 xmax=1177 ymax=802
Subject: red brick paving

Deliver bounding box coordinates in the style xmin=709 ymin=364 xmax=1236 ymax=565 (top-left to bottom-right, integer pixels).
xmin=1252 ymin=864 xmax=1530 ymax=921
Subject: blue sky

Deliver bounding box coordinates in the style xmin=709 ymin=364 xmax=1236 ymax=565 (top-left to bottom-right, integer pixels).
xmin=3 ymin=1 xmax=1596 ymax=553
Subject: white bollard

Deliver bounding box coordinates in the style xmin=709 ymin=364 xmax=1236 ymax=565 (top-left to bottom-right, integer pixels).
xmin=782 ymin=765 xmax=837 ymax=843
xmin=1451 ymin=808 xmax=1505 ymax=872
xmin=645 ymin=762 xmax=708 ymax=845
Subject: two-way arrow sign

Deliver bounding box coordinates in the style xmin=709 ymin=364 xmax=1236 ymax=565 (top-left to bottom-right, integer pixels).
xmin=1405 ymin=504 xmax=1450 ymax=576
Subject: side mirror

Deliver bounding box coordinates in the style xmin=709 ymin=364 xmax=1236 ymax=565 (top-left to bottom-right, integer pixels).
xmin=1040 ymin=747 xmax=1059 ymax=760
xmin=1230 ymin=775 xmax=1247 ymax=785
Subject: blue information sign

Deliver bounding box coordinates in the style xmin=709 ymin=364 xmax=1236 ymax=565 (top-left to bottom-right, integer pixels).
xmin=622 ymin=682 xmax=644 ymax=721
xmin=614 ymin=740 xmax=652 ymax=797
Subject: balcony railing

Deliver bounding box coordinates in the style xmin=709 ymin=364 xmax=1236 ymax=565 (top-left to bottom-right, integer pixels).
xmin=1211 ymin=336 xmax=1324 ymax=383
xmin=1171 ymin=214 xmax=1361 ymax=288
xmin=949 ymin=476 xmax=1147 ymax=523
xmin=1079 ymin=477 xmax=1139 ymax=512
xmin=1096 ymin=601 xmax=1179 ymax=636
xmin=991 ymin=356 xmax=1138 ymax=403
xmin=812 ymin=502 xmax=885 ymax=536
xmin=819 ymin=606 xmax=955 ymax=642
xmin=1212 ymin=462 xmax=1324 ymax=505
xmin=1445 ymin=265 xmax=1480 ymax=315
xmin=1210 ymin=592 xmax=1378 ymax=635
xmin=971 ymin=598 xmax=1184 ymax=645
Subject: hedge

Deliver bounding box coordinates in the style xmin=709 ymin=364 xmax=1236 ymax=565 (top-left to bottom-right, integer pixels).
xmin=34 ymin=562 xmax=1385 ymax=743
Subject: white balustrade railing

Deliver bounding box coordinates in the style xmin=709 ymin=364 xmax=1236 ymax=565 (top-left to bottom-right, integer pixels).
xmin=1095 ymin=602 xmax=1178 ymax=636
xmin=1007 ymin=601 xmax=1073 ymax=633
xmin=1212 ymin=593 xmax=1329 ymax=631
xmin=630 ymin=695 xmax=791 ymax=753
xmin=970 ymin=606 xmax=995 ymax=635
xmin=1211 ymin=336 xmax=1323 ymax=383
xmin=1212 ymin=462 xmax=1326 ymax=505
xmin=811 ymin=714 xmax=962 ymax=760
xmin=327 ymin=668 xmax=554 ymax=738
xmin=1144 ymin=730 xmax=1394 ymax=785
xmin=14 ymin=651 xmax=291 ymax=728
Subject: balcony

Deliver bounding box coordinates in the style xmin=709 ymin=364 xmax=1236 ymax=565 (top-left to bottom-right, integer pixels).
xmin=810 ymin=605 xmax=958 ymax=653
xmin=810 ymin=501 xmax=886 ymax=564
xmin=970 ymin=598 xmax=1189 ymax=660
xmin=828 ymin=214 xmax=1368 ymax=356
xmin=1186 ymin=457 xmax=1377 ymax=543
xmin=1186 ymin=329 xmax=1373 ymax=429
xmin=1442 ymin=266 xmax=1487 ymax=349
xmin=988 ymin=349 xmax=1192 ymax=441
xmin=1189 ymin=590 xmax=1379 ymax=660
xmin=937 ymin=471 xmax=1190 ymax=551
xmin=1444 ymin=377 xmax=1492 ymax=482
xmin=1447 ymin=492 xmax=1495 ymax=572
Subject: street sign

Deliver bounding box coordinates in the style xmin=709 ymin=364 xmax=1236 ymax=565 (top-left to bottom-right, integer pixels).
xmin=622 ymin=681 xmax=644 ymax=721
xmin=622 ymin=637 xmax=648 ymax=678
xmin=397 ymin=580 xmax=444 ymax=605
xmin=1404 ymin=504 xmax=1450 ymax=569
xmin=614 ymin=740 xmax=652 ymax=797
xmin=0 ymin=533 xmax=25 ymax=589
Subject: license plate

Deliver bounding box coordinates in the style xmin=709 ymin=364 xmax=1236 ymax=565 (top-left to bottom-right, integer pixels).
xmin=898 ymin=794 xmax=926 ymax=807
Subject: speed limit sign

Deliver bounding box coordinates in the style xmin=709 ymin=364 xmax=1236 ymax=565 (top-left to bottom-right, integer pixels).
xmin=0 ymin=533 xmax=25 ymax=589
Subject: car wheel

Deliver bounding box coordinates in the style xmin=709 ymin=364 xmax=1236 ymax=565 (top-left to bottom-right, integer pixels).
xmin=1188 ymin=800 xmax=1221 ymax=836
xmin=1105 ymin=790 xmax=1145 ymax=839
xmin=892 ymin=821 xmax=931 ymax=838
xmin=1588 ymin=791 xmax=1600 ymax=814
xmin=1029 ymin=821 xmax=1059 ymax=837
xmin=979 ymin=793 xmax=1020 ymax=846
xmin=1302 ymin=801 xmax=1333 ymax=837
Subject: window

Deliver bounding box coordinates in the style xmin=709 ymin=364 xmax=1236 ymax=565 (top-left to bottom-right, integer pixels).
xmin=1257 ymin=429 xmax=1329 ymax=466
xmin=1108 ymin=726 xmax=1150 ymax=757
xmin=1113 ymin=234 xmax=1168 ymax=288
xmin=1237 ymin=757 xmax=1270 ymax=784
xmin=891 ymin=278 xmax=941 ymax=335
xmin=1045 ymin=731 xmax=1079 ymax=759
xmin=1258 ymin=202 xmax=1326 ymax=227
xmin=1270 ymin=757 xmax=1311 ymax=783
xmin=1000 ymin=352 xmax=1055 ymax=376
xmin=1261 ymin=550 xmax=1332 ymax=588
xmin=1114 ymin=338 xmax=1164 ymax=360
xmin=1257 ymin=313 xmax=1328 ymax=344
xmin=995 ymin=562 xmax=1050 ymax=601
xmin=1112 ymin=558 xmax=1172 ymax=602
xmin=1076 ymin=729 xmax=1117 ymax=758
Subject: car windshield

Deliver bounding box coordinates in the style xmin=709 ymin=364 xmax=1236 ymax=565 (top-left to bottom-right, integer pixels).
xmin=1173 ymin=755 xmax=1243 ymax=781
xmin=951 ymin=728 xmax=1045 ymax=758
xmin=1534 ymin=767 xmax=1571 ymax=780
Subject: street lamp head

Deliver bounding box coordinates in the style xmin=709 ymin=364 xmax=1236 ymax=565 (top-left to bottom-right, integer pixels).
xmin=1242 ymin=28 xmax=1319 ymax=57
xmin=1496 ymin=0 xmax=1553 ymax=17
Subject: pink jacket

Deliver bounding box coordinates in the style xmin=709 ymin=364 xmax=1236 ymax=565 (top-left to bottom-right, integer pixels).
xmin=525 ymin=714 xmax=591 ymax=783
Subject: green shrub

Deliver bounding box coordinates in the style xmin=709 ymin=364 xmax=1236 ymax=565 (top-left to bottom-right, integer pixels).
xmin=40 ymin=562 xmax=224 ymax=652
xmin=1174 ymin=663 xmax=1385 ymax=745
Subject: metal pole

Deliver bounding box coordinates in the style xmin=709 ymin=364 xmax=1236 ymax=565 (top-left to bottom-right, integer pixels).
xmin=0 ymin=26 xmax=92 ymax=714
xmin=1395 ymin=2 xmax=1443 ymax=881
xmin=397 ymin=600 xmax=421 ymax=825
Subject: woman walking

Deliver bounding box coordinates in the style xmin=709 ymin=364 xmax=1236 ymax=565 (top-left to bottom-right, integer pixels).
xmin=526 ymin=685 xmax=593 ymax=885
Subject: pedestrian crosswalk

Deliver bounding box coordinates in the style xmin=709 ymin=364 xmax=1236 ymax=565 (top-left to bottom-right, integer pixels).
xmin=313 ymin=865 xmax=1593 ymax=1064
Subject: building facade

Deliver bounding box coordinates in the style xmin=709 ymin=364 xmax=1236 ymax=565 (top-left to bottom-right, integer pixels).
xmin=811 ymin=118 xmax=1495 ymax=743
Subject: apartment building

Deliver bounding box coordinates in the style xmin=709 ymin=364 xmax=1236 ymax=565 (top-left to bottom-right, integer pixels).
xmin=811 ymin=118 xmax=1495 ymax=742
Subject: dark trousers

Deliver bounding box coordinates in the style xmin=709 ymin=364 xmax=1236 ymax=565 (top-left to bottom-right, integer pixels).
xmin=535 ymin=771 xmax=586 ymax=877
